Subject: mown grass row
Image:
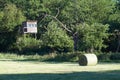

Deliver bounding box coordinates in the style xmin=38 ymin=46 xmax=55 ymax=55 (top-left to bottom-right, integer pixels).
xmin=0 ymin=52 xmax=120 ymax=62
xmin=0 ymin=53 xmax=48 ymax=61
xmin=0 ymin=52 xmax=78 ymax=62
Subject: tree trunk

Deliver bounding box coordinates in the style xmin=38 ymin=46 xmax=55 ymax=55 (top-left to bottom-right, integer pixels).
xmin=116 ymin=37 xmax=120 ymax=52
xmin=116 ymin=32 xmax=120 ymax=52
xmin=73 ymin=33 xmax=78 ymax=51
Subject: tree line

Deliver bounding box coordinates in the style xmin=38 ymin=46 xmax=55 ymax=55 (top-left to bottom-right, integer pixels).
xmin=0 ymin=0 xmax=120 ymax=54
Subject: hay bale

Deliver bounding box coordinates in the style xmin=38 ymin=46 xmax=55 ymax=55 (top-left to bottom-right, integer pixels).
xmin=78 ymin=54 xmax=98 ymax=66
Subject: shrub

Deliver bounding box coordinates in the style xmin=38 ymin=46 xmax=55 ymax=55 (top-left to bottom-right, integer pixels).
xmin=97 ymin=53 xmax=111 ymax=61
xmin=110 ymin=53 xmax=120 ymax=60
xmin=98 ymin=52 xmax=120 ymax=61
xmin=12 ymin=36 xmax=42 ymax=54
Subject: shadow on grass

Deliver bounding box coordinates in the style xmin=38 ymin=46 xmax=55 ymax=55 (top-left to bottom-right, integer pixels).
xmin=0 ymin=57 xmax=77 ymax=63
xmin=0 ymin=59 xmax=41 ymax=62
xmin=0 ymin=59 xmax=69 ymax=64
xmin=0 ymin=70 xmax=120 ymax=80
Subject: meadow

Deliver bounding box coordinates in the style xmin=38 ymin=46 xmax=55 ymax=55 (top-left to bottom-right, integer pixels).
xmin=0 ymin=60 xmax=120 ymax=80
xmin=0 ymin=53 xmax=120 ymax=80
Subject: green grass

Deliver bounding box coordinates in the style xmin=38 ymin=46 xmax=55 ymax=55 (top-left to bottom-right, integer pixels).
xmin=0 ymin=53 xmax=120 ymax=80
xmin=0 ymin=52 xmax=120 ymax=63
xmin=0 ymin=53 xmax=53 ymax=61
xmin=0 ymin=52 xmax=79 ymax=62
xmin=0 ymin=60 xmax=120 ymax=80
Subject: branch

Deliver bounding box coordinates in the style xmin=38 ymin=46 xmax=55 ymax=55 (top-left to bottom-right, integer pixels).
xmin=43 ymin=26 xmax=48 ymax=31
xmin=46 ymin=14 xmax=72 ymax=33
xmin=55 ymin=8 xmax=60 ymax=18
xmin=73 ymin=32 xmax=78 ymax=36
xmin=39 ymin=13 xmax=48 ymax=23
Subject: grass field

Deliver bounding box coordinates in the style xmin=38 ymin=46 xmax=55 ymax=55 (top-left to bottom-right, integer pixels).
xmin=0 ymin=60 xmax=120 ymax=80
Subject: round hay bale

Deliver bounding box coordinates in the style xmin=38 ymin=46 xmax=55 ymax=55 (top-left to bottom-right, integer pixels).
xmin=78 ymin=54 xmax=98 ymax=66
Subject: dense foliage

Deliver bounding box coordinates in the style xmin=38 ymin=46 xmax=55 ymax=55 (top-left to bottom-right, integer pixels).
xmin=0 ymin=0 xmax=120 ymax=54
xmin=41 ymin=21 xmax=74 ymax=52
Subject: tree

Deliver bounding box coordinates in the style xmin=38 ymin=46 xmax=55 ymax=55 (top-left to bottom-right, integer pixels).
xmin=41 ymin=21 xmax=74 ymax=53
xmin=76 ymin=23 xmax=109 ymax=52
xmin=105 ymin=0 xmax=120 ymax=52
xmin=0 ymin=3 xmax=25 ymax=32
xmin=0 ymin=3 xmax=25 ymax=51
xmin=0 ymin=0 xmax=117 ymax=53
xmin=10 ymin=0 xmax=42 ymax=20
xmin=40 ymin=0 xmax=113 ymax=52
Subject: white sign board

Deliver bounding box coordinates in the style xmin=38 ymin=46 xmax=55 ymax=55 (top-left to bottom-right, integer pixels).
xmin=23 ymin=21 xmax=37 ymax=33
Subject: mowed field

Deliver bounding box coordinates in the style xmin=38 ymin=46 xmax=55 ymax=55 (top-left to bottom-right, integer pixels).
xmin=0 ymin=60 xmax=120 ymax=80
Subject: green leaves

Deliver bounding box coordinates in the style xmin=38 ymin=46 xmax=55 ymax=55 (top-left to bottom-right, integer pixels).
xmin=13 ymin=36 xmax=42 ymax=53
xmin=41 ymin=21 xmax=74 ymax=52
xmin=0 ymin=3 xmax=25 ymax=32
xmin=77 ymin=23 xmax=109 ymax=52
xmin=0 ymin=12 xmax=3 ymax=22
xmin=0 ymin=0 xmax=119 ymax=52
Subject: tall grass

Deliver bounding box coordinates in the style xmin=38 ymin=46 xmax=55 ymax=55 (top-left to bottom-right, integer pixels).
xmin=0 ymin=52 xmax=79 ymax=62
xmin=0 ymin=53 xmax=51 ymax=61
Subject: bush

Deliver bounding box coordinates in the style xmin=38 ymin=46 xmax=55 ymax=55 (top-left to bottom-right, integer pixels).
xmin=110 ymin=53 xmax=120 ymax=60
xmin=98 ymin=53 xmax=111 ymax=61
xmin=98 ymin=52 xmax=120 ymax=61
xmin=11 ymin=36 xmax=42 ymax=54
